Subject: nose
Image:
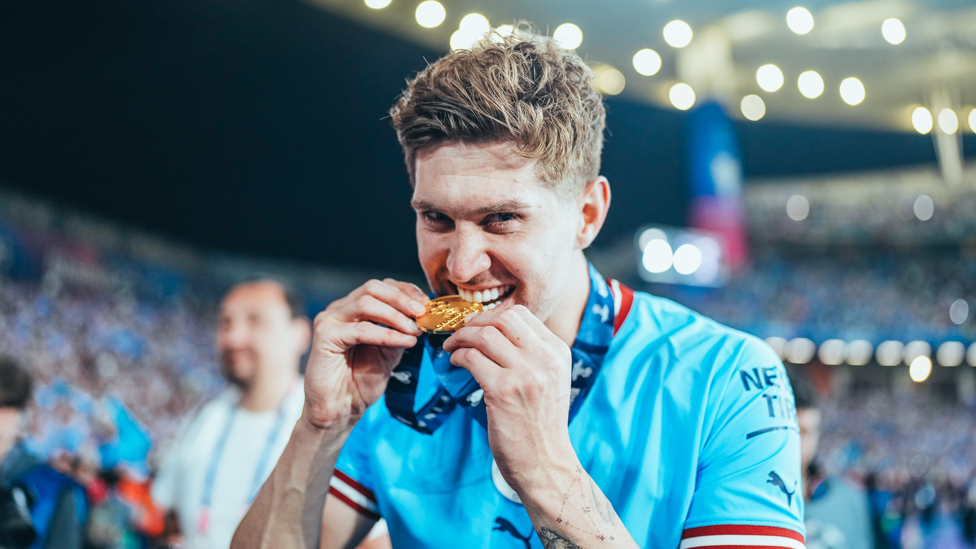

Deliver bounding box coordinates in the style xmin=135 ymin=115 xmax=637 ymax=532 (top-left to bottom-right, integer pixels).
xmin=218 ymin=317 xmax=249 ymax=349
xmin=445 ymin=227 xmax=492 ymax=284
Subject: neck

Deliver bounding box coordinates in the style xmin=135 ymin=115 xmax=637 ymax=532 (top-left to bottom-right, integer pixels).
xmin=238 ymin=367 xmax=298 ymax=412
xmin=543 ymin=252 xmax=592 ymax=347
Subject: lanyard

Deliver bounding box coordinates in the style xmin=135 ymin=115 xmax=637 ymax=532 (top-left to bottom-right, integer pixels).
xmin=385 ymin=263 xmax=634 ymax=435
xmin=196 ymin=384 xmax=296 ymax=535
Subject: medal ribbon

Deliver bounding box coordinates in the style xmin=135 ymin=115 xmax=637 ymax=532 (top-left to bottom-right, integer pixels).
xmin=384 ymin=263 xmax=633 ymax=434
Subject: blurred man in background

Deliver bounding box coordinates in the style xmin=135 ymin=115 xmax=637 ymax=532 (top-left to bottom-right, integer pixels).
xmin=0 ymin=355 xmax=88 ymax=549
xmin=793 ymin=369 xmax=875 ymax=549
xmin=151 ymin=279 xmax=313 ymax=549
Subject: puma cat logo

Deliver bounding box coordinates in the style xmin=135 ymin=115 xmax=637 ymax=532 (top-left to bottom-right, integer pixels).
xmin=767 ymin=471 xmax=797 ymax=507
xmin=493 ymin=517 xmax=532 ymax=549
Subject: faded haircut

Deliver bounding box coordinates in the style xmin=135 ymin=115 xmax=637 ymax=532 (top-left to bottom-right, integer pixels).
xmin=390 ymin=26 xmax=606 ymax=196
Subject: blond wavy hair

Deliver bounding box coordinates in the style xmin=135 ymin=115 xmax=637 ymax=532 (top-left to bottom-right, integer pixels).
xmin=390 ymin=28 xmax=606 ymax=195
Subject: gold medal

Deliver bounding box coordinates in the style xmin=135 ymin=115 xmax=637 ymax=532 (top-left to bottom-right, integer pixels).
xmin=416 ymin=295 xmax=483 ymax=335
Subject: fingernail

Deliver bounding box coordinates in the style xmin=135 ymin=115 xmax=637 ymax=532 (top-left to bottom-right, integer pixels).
xmin=464 ymin=312 xmax=479 ymax=323
xmin=410 ymin=301 xmax=426 ymax=315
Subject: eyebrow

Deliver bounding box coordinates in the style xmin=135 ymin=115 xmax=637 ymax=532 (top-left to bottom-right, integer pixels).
xmin=411 ymin=199 xmax=531 ymax=215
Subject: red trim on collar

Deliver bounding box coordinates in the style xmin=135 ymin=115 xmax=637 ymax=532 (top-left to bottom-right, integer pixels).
xmin=606 ymin=278 xmax=634 ymax=336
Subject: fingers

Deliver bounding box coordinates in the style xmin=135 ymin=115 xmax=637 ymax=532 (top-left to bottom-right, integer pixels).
xmin=460 ymin=306 xmax=545 ymax=349
xmin=330 ymin=279 xmax=427 ymax=327
xmin=443 ymin=325 xmax=520 ymax=367
xmin=382 ymin=278 xmax=430 ymax=306
xmin=329 ymin=320 xmax=418 ymax=351
xmin=448 ymin=347 xmax=500 ymax=388
xmin=352 ymin=294 xmax=422 ymax=336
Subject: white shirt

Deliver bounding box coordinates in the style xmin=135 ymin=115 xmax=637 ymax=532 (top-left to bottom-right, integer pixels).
xmin=152 ymin=382 xmax=304 ymax=549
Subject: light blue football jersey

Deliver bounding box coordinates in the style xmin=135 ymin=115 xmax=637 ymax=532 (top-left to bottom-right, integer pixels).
xmin=330 ymin=275 xmax=806 ymax=549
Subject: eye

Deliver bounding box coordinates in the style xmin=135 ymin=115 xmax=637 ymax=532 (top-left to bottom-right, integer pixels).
xmin=422 ymin=211 xmax=454 ymax=229
xmin=483 ymin=212 xmax=520 ymax=227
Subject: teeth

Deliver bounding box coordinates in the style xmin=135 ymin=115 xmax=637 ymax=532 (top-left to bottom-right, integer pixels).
xmin=473 ymin=290 xmax=483 ymax=303
xmin=457 ymin=285 xmax=511 ymax=305
xmin=484 ymin=302 xmax=497 ymax=310
xmin=490 ymin=288 xmax=499 ymax=300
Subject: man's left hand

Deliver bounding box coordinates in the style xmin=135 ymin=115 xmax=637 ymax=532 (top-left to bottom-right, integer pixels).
xmin=442 ymin=305 xmax=579 ymax=497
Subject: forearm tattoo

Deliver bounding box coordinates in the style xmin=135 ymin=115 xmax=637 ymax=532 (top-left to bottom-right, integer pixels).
xmin=536 ymin=465 xmax=617 ymax=548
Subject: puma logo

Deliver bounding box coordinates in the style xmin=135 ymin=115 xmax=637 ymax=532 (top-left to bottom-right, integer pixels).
xmin=493 ymin=517 xmax=532 ymax=549
xmin=767 ymin=471 xmax=797 ymax=507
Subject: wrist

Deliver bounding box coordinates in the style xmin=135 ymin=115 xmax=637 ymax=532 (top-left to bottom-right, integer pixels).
xmin=510 ymin=451 xmax=582 ymax=506
xmin=299 ymin=403 xmax=360 ymax=435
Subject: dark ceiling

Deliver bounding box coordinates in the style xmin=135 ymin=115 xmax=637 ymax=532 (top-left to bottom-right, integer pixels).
xmin=1 ymin=0 xmax=971 ymax=276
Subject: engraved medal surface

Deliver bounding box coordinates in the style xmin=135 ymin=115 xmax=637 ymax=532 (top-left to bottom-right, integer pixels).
xmin=416 ymin=295 xmax=483 ymax=335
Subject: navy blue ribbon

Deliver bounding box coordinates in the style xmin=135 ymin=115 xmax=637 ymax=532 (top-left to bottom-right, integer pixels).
xmin=385 ymin=263 xmax=618 ymax=434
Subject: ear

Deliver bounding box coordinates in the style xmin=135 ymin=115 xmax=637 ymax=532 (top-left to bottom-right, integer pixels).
xmin=574 ymin=177 xmax=611 ymax=250
xmin=292 ymin=316 xmax=313 ymax=356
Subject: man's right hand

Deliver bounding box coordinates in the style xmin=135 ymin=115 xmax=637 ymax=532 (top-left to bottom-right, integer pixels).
xmin=301 ymin=278 xmax=429 ymax=431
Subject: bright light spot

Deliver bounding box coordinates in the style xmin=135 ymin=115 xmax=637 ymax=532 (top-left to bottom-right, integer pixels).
xmin=786 ymin=194 xmax=809 ymax=221
xmin=818 ymin=339 xmax=846 ymax=365
xmin=450 ymin=30 xmax=478 ymax=50
xmin=968 ymin=343 xmax=976 ymax=367
xmin=496 ymin=25 xmax=515 ymax=37
xmin=846 ymin=340 xmax=874 ymax=366
xmin=765 ymin=337 xmax=788 ymax=360
xmin=786 ymin=7 xmax=814 ymax=35
xmin=970 ymin=108 xmax=976 ymax=133
xmin=913 ymin=195 xmax=934 ymax=221
xmin=903 ymin=341 xmax=931 ymax=365
xmin=909 ymin=356 xmax=932 ymax=382
xmin=638 ymin=228 xmax=667 ymax=250
xmin=740 ymin=94 xmax=766 ymax=121
xmin=669 ymin=83 xmax=696 ymax=110
xmin=797 ymin=70 xmax=824 ymax=99
xmin=596 ymin=67 xmax=626 ymax=95
xmin=787 ymin=338 xmax=816 ymax=364
xmin=938 ymin=109 xmax=959 ymax=134
xmin=365 ymin=0 xmax=391 ymax=9
xmin=757 ymin=64 xmax=784 ymax=92
xmin=459 ymin=13 xmax=489 ymax=34
xmin=839 ymin=77 xmax=865 ymax=106
xmin=553 ymin=23 xmax=583 ymax=49
xmin=882 ymin=18 xmax=906 ymax=45
xmin=876 ymin=340 xmax=904 ymax=366
xmin=415 ymin=0 xmax=445 ymax=28
xmin=633 ymin=49 xmax=662 ymax=76
xmin=673 ymin=244 xmax=703 ymax=274
xmin=950 ymin=299 xmax=969 ymax=325
xmin=663 ymin=20 xmax=693 ymax=48
xmin=912 ymin=107 xmax=933 ymax=134
xmin=937 ymin=341 xmax=965 ymax=367
xmin=642 ymin=239 xmax=673 ymax=273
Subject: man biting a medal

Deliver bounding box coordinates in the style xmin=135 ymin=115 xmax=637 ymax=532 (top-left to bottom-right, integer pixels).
xmin=232 ymin=28 xmax=806 ymax=549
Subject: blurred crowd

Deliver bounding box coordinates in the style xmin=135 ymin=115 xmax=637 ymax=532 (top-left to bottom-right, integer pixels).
xmin=655 ymin=248 xmax=976 ymax=345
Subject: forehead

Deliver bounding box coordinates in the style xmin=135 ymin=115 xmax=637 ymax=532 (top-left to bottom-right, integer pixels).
xmin=221 ymin=282 xmax=289 ymax=314
xmin=412 ymin=141 xmax=555 ymax=211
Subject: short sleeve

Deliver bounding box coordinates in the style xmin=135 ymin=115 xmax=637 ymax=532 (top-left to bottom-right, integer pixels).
xmin=329 ymin=406 xmax=381 ymax=521
xmin=682 ymin=337 xmax=806 ymax=549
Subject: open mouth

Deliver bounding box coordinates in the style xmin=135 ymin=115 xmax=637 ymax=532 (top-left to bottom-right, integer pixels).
xmin=455 ymin=285 xmax=514 ymax=310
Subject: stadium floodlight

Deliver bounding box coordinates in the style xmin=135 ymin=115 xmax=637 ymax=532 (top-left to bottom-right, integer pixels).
xmin=642 ymin=239 xmax=673 ymax=274
xmin=786 ymin=7 xmax=814 ymax=35
xmin=936 ymin=342 xmax=965 ymax=367
xmin=765 ymin=337 xmax=788 ymax=361
xmin=913 ymin=195 xmax=934 ymax=221
xmin=786 ymin=194 xmax=809 ymax=221
xmin=596 ymin=67 xmax=626 ymax=95
xmin=365 ymin=0 xmax=392 ymax=9
xmin=459 ymin=13 xmax=489 ymax=34
xmin=909 ymin=356 xmax=932 ymax=382
xmin=740 ymin=95 xmax=766 ymax=121
xmin=797 ymin=71 xmax=823 ymax=99
xmin=839 ymin=78 xmax=865 ymax=106
xmin=415 ymin=1 xmax=445 ymax=28
xmin=903 ymin=341 xmax=931 ymax=365
xmin=672 ymin=244 xmax=702 ymax=275
xmin=845 ymin=340 xmax=873 ymax=366
xmin=818 ymin=339 xmax=846 ymax=365
xmin=968 ymin=343 xmax=976 ymax=367
xmin=669 ymin=83 xmax=696 ymax=110
xmin=950 ymin=299 xmax=969 ymax=325
xmin=938 ymin=109 xmax=959 ymax=134
xmin=553 ymin=23 xmax=583 ymax=49
xmin=882 ymin=18 xmax=906 ymax=45
xmin=635 ymin=225 xmax=727 ymax=287
xmin=756 ymin=64 xmax=784 ymax=92
xmin=663 ymin=20 xmax=693 ymax=48
xmin=787 ymin=338 xmax=816 ymax=364
xmin=876 ymin=340 xmax=904 ymax=366
xmin=970 ymin=108 xmax=976 ymax=133
xmin=632 ymin=49 xmax=662 ymax=76
xmin=912 ymin=107 xmax=933 ymax=134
